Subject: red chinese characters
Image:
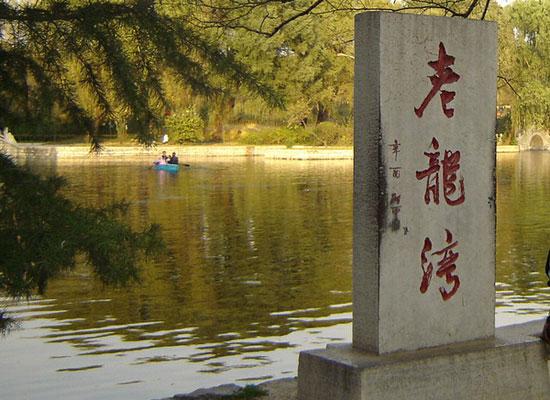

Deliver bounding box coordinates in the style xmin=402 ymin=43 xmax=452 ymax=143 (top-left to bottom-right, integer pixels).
xmin=413 ymin=43 xmax=466 ymax=301
xmin=415 ymin=137 xmax=465 ymax=206
xmin=414 ymin=42 xmax=460 ymax=118
xmin=420 ymin=229 xmax=461 ymax=301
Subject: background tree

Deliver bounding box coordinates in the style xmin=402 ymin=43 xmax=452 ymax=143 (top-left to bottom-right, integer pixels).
xmin=497 ymin=0 xmax=549 ymax=135
xmin=241 ymin=11 xmax=354 ymax=125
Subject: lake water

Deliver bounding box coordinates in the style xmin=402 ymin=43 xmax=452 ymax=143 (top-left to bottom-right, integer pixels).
xmin=1 ymin=152 xmax=549 ymax=400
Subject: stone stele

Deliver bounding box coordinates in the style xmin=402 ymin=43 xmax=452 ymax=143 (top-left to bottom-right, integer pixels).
xmin=353 ymin=11 xmax=497 ymax=354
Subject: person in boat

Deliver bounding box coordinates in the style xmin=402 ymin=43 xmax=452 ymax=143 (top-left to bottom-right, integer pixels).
xmin=154 ymin=151 xmax=169 ymax=165
xmin=167 ymin=152 xmax=179 ymax=165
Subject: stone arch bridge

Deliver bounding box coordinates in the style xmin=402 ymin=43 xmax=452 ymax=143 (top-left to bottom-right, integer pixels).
xmin=517 ymin=129 xmax=550 ymax=151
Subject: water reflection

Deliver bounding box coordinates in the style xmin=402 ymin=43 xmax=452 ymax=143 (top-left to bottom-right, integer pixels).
xmin=1 ymin=153 xmax=548 ymax=400
xmin=495 ymin=152 xmax=550 ymax=324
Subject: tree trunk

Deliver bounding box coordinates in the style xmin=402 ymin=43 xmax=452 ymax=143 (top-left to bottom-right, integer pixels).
xmin=316 ymin=102 xmax=329 ymax=124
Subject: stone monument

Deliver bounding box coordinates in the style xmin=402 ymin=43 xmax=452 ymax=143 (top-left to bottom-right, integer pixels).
xmin=298 ymin=12 xmax=550 ymax=400
xmin=353 ymin=11 xmax=496 ymax=354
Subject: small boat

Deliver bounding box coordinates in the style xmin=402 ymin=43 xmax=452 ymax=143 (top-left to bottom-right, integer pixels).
xmin=153 ymin=163 xmax=180 ymax=172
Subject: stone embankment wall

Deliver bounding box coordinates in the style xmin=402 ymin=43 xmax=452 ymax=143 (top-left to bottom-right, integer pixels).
xmin=1 ymin=141 xmax=519 ymax=164
xmin=2 ymin=143 xmax=355 ymax=162
xmin=1 ymin=140 xmax=61 ymax=165
xmin=497 ymin=145 xmax=520 ymax=153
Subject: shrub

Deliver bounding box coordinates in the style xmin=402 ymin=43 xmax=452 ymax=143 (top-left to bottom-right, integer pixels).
xmin=237 ymin=123 xmax=353 ymax=147
xmin=165 ymin=107 xmax=205 ymax=143
xmin=312 ymin=122 xmax=352 ymax=146
xmin=240 ymin=126 xmax=315 ymax=147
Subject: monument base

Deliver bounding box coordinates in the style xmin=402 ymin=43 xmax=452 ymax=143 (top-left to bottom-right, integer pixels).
xmin=298 ymin=319 xmax=549 ymax=400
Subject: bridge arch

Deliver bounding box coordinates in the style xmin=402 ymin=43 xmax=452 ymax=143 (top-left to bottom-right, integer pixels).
xmin=529 ymin=134 xmax=544 ymax=150
xmin=518 ymin=129 xmax=550 ymax=151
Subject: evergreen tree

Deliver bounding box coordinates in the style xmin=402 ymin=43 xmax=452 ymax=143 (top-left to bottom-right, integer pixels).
xmin=226 ymin=10 xmax=355 ymax=126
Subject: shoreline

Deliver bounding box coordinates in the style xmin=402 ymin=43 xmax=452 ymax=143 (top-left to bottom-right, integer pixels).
xmin=164 ymin=318 xmax=549 ymax=400
xmin=156 ymin=378 xmax=298 ymax=400
xmin=2 ymin=142 xmax=522 ymax=163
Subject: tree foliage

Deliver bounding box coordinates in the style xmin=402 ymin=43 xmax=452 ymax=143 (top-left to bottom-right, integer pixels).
xmin=188 ymin=0 xmax=548 ymax=135
xmin=497 ymin=0 xmax=549 ymax=132
xmin=223 ymin=9 xmax=354 ymax=126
